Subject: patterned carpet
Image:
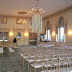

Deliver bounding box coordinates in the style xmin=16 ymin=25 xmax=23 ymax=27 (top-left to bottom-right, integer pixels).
xmin=0 ymin=47 xmax=29 ymax=72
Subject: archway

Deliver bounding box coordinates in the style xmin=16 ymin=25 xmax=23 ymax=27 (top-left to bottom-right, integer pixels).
xmin=44 ymin=21 xmax=51 ymax=42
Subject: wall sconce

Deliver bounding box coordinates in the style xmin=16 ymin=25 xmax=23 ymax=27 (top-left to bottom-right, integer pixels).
xmin=24 ymin=32 xmax=29 ymax=37
xmin=52 ymin=32 xmax=55 ymax=36
xmin=9 ymin=32 xmax=13 ymax=36
xmin=68 ymin=31 xmax=72 ymax=35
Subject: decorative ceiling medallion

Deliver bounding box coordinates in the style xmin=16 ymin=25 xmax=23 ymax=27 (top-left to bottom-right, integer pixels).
xmin=17 ymin=11 xmax=27 ymax=14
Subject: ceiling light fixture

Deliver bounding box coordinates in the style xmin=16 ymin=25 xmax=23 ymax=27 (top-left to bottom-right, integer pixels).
xmin=17 ymin=19 xmax=27 ymax=24
xmin=30 ymin=0 xmax=45 ymax=15
xmin=30 ymin=0 xmax=45 ymax=33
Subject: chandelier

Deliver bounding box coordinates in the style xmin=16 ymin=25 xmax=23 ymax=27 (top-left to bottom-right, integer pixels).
xmin=30 ymin=7 xmax=45 ymax=15
xmin=30 ymin=0 xmax=45 ymax=15
xmin=30 ymin=0 xmax=45 ymax=33
xmin=17 ymin=19 xmax=27 ymax=24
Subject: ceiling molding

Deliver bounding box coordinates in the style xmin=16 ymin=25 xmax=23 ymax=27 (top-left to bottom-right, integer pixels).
xmin=43 ymin=5 xmax=72 ymax=20
xmin=0 ymin=15 xmax=32 ymax=20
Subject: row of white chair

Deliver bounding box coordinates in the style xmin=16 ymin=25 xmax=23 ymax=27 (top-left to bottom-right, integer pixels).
xmin=19 ymin=46 xmax=72 ymax=72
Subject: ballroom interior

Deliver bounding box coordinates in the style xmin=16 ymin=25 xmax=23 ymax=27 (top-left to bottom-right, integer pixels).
xmin=0 ymin=0 xmax=72 ymax=72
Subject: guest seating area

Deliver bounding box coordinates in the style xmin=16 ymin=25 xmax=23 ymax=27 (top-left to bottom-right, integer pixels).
xmin=19 ymin=42 xmax=72 ymax=72
xmin=0 ymin=0 xmax=72 ymax=72
xmin=0 ymin=42 xmax=16 ymax=57
xmin=0 ymin=42 xmax=72 ymax=72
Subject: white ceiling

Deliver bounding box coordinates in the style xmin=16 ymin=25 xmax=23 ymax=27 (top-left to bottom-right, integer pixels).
xmin=0 ymin=0 xmax=72 ymax=17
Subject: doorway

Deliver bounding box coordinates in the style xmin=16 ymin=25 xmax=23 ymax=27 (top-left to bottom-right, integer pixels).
xmin=29 ymin=33 xmax=37 ymax=45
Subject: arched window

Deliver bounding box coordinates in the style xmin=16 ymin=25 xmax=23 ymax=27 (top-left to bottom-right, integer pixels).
xmin=46 ymin=21 xmax=50 ymax=30
xmin=59 ymin=17 xmax=64 ymax=28
xmin=44 ymin=21 xmax=51 ymax=42
xmin=58 ymin=17 xmax=64 ymax=42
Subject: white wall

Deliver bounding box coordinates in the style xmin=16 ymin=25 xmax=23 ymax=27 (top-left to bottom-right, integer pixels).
xmin=44 ymin=8 xmax=72 ymax=42
xmin=0 ymin=17 xmax=32 ymax=45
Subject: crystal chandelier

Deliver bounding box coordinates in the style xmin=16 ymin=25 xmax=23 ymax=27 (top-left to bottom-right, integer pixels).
xmin=30 ymin=0 xmax=45 ymax=33
xmin=30 ymin=0 xmax=45 ymax=15
xmin=30 ymin=7 xmax=45 ymax=15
